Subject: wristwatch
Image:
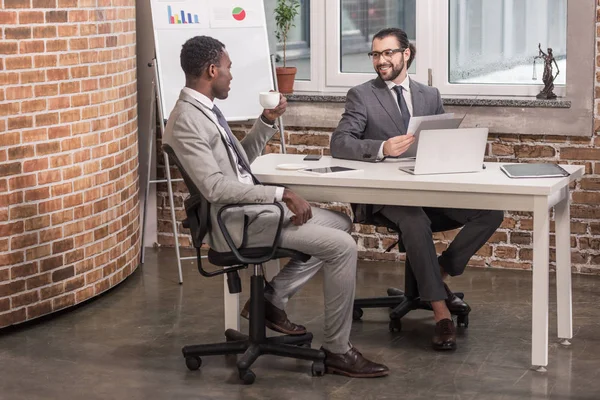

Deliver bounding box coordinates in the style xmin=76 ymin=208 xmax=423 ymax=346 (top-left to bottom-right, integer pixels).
xmin=260 ymin=114 xmax=276 ymax=126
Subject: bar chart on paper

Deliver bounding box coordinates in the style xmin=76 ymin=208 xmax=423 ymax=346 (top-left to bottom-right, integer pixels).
xmin=167 ymin=5 xmax=200 ymax=24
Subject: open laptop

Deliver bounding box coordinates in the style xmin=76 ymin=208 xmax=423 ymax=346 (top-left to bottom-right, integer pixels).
xmin=399 ymin=128 xmax=488 ymax=175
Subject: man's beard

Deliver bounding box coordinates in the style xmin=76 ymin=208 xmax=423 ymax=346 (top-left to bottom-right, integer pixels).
xmin=376 ymin=57 xmax=405 ymax=81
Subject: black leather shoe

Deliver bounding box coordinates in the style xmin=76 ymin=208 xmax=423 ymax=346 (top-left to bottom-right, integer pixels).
xmin=432 ymin=318 xmax=457 ymax=351
xmin=444 ymin=283 xmax=471 ymax=315
xmin=321 ymin=346 xmax=389 ymax=378
xmin=240 ymin=298 xmax=307 ymax=335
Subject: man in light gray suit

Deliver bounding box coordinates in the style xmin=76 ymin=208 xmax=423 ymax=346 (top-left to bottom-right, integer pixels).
xmin=331 ymin=28 xmax=503 ymax=351
xmin=163 ymin=36 xmax=388 ymax=378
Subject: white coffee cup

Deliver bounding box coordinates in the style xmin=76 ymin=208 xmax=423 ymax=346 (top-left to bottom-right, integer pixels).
xmin=259 ymin=91 xmax=280 ymax=109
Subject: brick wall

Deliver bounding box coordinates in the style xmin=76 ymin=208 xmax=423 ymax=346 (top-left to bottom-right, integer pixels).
xmin=156 ymin=3 xmax=600 ymax=275
xmin=0 ymin=0 xmax=139 ymax=328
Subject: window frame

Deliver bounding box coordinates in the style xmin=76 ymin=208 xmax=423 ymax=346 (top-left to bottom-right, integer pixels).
xmin=288 ymin=0 xmax=591 ymax=102
xmin=430 ymin=0 xmax=567 ymax=97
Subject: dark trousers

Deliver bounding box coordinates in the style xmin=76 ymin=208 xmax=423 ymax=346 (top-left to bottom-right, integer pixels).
xmin=377 ymin=206 xmax=504 ymax=302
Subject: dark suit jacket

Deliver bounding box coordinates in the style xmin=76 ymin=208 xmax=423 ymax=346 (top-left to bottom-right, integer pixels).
xmin=330 ymin=77 xmax=445 ymax=223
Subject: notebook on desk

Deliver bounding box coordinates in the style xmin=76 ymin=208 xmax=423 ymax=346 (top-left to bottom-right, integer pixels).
xmin=500 ymin=164 xmax=570 ymax=179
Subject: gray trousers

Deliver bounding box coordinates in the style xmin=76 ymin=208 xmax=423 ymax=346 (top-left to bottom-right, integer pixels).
xmin=246 ymin=205 xmax=357 ymax=354
xmin=378 ymin=206 xmax=504 ymax=302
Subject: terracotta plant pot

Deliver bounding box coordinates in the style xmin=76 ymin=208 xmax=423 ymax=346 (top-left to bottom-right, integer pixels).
xmin=275 ymin=66 xmax=297 ymax=94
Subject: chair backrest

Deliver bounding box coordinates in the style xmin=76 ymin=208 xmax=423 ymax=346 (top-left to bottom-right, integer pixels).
xmin=162 ymin=144 xmax=210 ymax=249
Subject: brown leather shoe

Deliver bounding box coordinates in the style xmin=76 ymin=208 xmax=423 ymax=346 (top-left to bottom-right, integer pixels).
xmin=432 ymin=318 xmax=457 ymax=351
xmin=444 ymin=283 xmax=471 ymax=315
xmin=240 ymin=298 xmax=307 ymax=335
xmin=321 ymin=346 xmax=389 ymax=378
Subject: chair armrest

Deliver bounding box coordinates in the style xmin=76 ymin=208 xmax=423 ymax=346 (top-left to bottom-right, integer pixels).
xmin=216 ymin=202 xmax=285 ymax=265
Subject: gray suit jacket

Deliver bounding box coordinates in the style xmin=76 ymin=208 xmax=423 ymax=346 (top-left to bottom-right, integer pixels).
xmin=163 ymin=90 xmax=279 ymax=252
xmin=330 ymin=77 xmax=444 ymax=223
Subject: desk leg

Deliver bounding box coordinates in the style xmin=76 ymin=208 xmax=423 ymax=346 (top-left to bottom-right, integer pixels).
xmin=224 ymin=276 xmax=240 ymax=331
xmin=532 ymin=196 xmax=550 ymax=371
xmin=555 ymin=190 xmax=573 ymax=344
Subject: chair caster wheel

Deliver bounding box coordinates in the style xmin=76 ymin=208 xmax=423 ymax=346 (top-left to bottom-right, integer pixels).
xmin=353 ymin=308 xmax=364 ymax=321
xmin=239 ymin=368 xmax=256 ymax=384
xmin=311 ymin=361 xmax=325 ymax=377
xmin=185 ymin=356 xmax=202 ymax=371
xmin=457 ymin=314 xmax=469 ymax=328
xmin=389 ymin=319 xmax=402 ymax=332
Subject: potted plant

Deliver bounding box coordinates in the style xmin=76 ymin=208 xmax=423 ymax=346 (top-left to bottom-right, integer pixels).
xmin=274 ymin=0 xmax=300 ymax=94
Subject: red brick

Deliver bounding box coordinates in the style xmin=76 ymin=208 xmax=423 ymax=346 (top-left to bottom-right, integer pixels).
xmin=0 ymin=163 xmax=21 ymax=178
xmin=32 ymin=0 xmax=56 ymax=7
xmin=35 ymin=112 xmax=59 ymax=127
xmin=52 ymin=266 xmax=74 ymax=282
xmin=52 ymin=238 xmax=73 ymax=254
xmin=561 ymin=148 xmax=600 ymax=161
xmin=46 ymin=39 xmax=67 ymax=52
xmin=33 ymin=26 xmax=57 ymax=39
xmin=23 ymin=158 xmax=48 ymax=173
xmin=5 ymin=27 xmax=31 ymax=40
xmin=39 ymin=227 xmax=62 ymax=244
xmin=38 ymin=170 xmax=61 ymax=185
xmin=24 ymin=187 xmax=49 ymax=202
xmin=6 ymin=85 xmax=32 ymax=100
xmin=0 ymin=12 xmax=18 ymax=24
xmin=8 ymin=145 xmax=35 ymax=160
xmin=40 ymin=255 xmax=63 ymax=272
xmin=19 ymin=40 xmax=45 ymax=54
xmin=36 ymin=141 xmax=61 ymax=155
xmin=53 ymin=293 xmax=75 ymax=310
xmin=0 ymin=309 xmax=27 ymax=328
xmin=35 ymin=83 xmax=58 ymax=97
xmin=27 ymin=300 xmax=52 ymax=319
xmin=7 ymin=116 xmax=33 ymax=130
xmin=24 ymin=214 xmax=50 ymax=231
xmin=9 ymin=174 xmax=36 ymax=190
xmin=0 ymin=42 xmax=18 ymax=55
xmin=0 ymin=280 xmax=25 ymax=297
xmin=0 ymin=221 xmax=23 ymax=237
xmin=0 ymin=251 xmax=24 ymax=267
xmin=12 ymin=290 xmax=39 ymax=308
xmin=45 ymin=10 xmax=67 ymax=23
xmin=21 ymin=99 xmax=46 ymax=113
xmin=20 ymin=70 xmax=45 ymax=84
xmin=9 ymin=204 xmax=37 ymax=220
xmin=38 ymin=198 xmax=61 ymax=214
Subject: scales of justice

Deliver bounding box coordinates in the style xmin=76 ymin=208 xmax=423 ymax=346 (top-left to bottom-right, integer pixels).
xmin=532 ymin=43 xmax=559 ymax=99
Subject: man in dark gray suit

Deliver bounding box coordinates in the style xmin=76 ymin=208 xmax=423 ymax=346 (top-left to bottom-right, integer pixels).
xmin=164 ymin=36 xmax=388 ymax=377
xmin=330 ymin=28 xmax=503 ymax=351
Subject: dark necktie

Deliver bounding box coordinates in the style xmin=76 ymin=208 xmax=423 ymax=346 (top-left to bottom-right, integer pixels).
xmin=212 ymin=105 xmax=260 ymax=184
xmin=393 ymin=85 xmax=411 ymax=132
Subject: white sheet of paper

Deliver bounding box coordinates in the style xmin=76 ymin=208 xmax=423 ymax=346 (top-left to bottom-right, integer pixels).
xmin=406 ymin=113 xmax=455 ymax=136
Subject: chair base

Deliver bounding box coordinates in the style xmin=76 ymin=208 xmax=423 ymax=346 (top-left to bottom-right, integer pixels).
xmin=182 ymin=273 xmax=325 ymax=384
xmin=353 ymin=288 xmax=469 ymax=332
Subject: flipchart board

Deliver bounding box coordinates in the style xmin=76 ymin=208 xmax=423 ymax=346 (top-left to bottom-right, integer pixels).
xmin=149 ymin=0 xmax=273 ymax=121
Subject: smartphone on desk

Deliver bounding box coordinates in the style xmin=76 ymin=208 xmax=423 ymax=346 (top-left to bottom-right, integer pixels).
xmin=303 ymin=154 xmax=322 ymax=161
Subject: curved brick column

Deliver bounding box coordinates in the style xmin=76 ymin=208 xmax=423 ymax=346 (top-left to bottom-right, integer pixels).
xmin=0 ymin=1 xmax=139 ymax=328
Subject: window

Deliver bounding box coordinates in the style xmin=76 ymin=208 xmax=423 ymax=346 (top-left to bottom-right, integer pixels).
xmin=264 ymin=0 xmax=583 ymax=98
xmin=264 ymin=0 xmax=311 ymax=80
xmin=438 ymin=0 xmax=567 ymax=96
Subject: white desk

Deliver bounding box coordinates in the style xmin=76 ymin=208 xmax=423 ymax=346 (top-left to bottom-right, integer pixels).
xmin=224 ymin=154 xmax=584 ymax=370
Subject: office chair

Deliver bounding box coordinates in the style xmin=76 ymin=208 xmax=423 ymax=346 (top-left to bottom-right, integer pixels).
xmin=162 ymin=144 xmax=325 ymax=385
xmin=352 ymin=208 xmax=470 ymax=332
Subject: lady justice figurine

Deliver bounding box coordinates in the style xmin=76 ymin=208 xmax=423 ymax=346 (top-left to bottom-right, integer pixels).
xmin=533 ymin=43 xmax=559 ymax=99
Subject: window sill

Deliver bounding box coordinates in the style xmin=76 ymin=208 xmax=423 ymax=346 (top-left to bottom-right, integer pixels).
xmin=281 ymin=92 xmax=591 ymax=136
xmin=287 ymin=93 xmax=572 ymax=109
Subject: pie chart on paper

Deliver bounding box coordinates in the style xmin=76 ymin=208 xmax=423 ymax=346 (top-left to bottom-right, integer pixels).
xmin=232 ymin=7 xmax=246 ymax=21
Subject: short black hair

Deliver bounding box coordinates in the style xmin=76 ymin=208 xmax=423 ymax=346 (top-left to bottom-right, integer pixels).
xmin=372 ymin=28 xmax=416 ymax=68
xmin=180 ymin=36 xmax=225 ymax=78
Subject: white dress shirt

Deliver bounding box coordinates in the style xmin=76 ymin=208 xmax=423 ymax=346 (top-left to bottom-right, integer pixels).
xmin=182 ymin=87 xmax=284 ymax=201
xmin=377 ymin=75 xmax=413 ymax=160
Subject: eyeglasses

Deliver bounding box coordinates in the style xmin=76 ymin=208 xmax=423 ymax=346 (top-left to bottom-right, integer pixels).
xmin=368 ymin=48 xmax=404 ymax=60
